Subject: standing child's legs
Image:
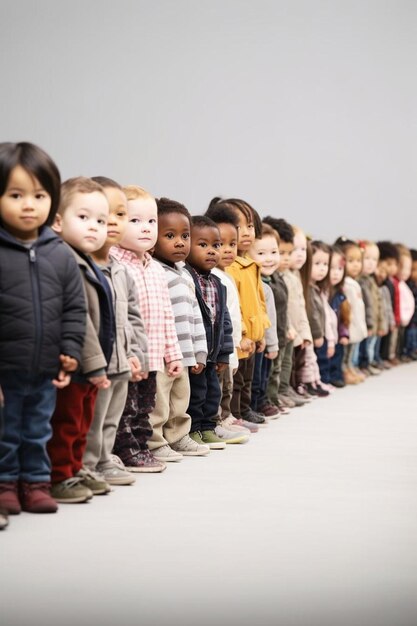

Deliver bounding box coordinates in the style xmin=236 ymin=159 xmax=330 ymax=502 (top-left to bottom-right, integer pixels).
xmin=315 ymin=339 xmax=330 ymax=384
xmin=278 ymin=340 xmax=294 ymax=395
xmin=329 ymin=343 xmax=344 ymax=385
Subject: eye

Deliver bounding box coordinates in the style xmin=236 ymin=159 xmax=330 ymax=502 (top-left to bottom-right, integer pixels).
xmin=182 ymin=233 xmax=190 ymax=240
xmin=98 ymin=219 xmax=106 ymax=225
xmin=117 ymin=211 xmax=127 ymax=217
xmin=35 ymin=193 xmax=47 ymax=200
xmin=10 ymin=193 xmax=21 ymax=199
xmin=248 ymin=224 xmax=254 ymax=230
xmin=198 ymin=242 xmax=207 ymax=248
xmin=166 ymin=232 xmax=174 ymax=239
xmin=149 ymin=218 xmax=157 ymax=224
xmin=213 ymin=243 xmax=222 ymax=249
xmin=230 ymin=242 xmax=236 ymax=247
xmin=79 ymin=215 xmax=88 ymax=221
xmin=130 ymin=218 xmax=140 ymax=224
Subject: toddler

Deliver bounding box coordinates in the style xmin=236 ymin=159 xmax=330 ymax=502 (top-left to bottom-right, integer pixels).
xmin=328 ymin=246 xmax=350 ymax=387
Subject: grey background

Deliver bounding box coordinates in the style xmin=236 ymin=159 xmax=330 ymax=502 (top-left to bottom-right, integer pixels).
xmin=1 ymin=0 xmax=416 ymax=244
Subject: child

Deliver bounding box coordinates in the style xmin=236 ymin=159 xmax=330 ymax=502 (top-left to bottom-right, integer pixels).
xmin=205 ymin=203 xmax=255 ymax=437
xmin=394 ymin=243 xmax=415 ymax=361
xmin=405 ymin=249 xmax=417 ymax=359
xmin=212 ymin=198 xmax=270 ymax=425
xmin=328 ymin=246 xmax=350 ymax=387
xmin=111 ymin=185 xmax=183 ymax=472
xmin=357 ymin=241 xmax=383 ymax=375
xmin=48 ymin=177 xmax=114 ymax=502
xmin=247 ymin=224 xmax=280 ymax=418
xmin=185 ymin=215 xmax=234 ymax=449
xmin=149 ymin=197 xmax=211 ymax=459
xmin=374 ymin=258 xmax=395 ymax=368
xmin=0 ymin=142 xmax=86 ymax=514
xmin=83 ymin=177 xmax=148 ymax=486
xmin=376 ymin=241 xmax=400 ymax=365
xmin=302 ymin=240 xmax=336 ymax=389
xmin=334 ymin=237 xmax=367 ymax=384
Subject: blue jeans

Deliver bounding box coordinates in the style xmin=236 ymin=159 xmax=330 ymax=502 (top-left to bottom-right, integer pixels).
xmin=251 ymin=351 xmax=272 ymax=411
xmin=315 ymin=339 xmax=330 ymax=384
xmin=329 ymin=343 xmax=344 ymax=383
xmin=405 ymin=326 xmax=417 ymax=355
xmin=0 ymin=373 xmax=57 ymax=482
xmin=188 ymin=362 xmax=221 ymax=432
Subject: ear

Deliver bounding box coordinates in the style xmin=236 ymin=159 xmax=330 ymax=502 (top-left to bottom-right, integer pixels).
xmin=52 ymin=213 xmax=63 ymax=233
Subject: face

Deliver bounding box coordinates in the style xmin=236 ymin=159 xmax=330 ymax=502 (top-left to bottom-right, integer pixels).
xmin=311 ymin=249 xmax=330 ymax=283
xmin=362 ymin=245 xmax=379 ymax=275
xmin=375 ymin=259 xmax=388 ymax=284
xmin=102 ymin=186 xmax=128 ymax=247
xmin=345 ymin=245 xmax=362 ymax=279
xmin=330 ymin=252 xmax=344 ymax=286
xmin=120 ymin=196 xmax=158 ymax=258
xmin=234 ymin=209 xmax=255 ymax=253
xmin=0 ymin=165 xmax=51 ymax=241
xmin=278 ymin=240 xmax=294 ymax=272
xmin=385 ymin=257 xmax=399 ymax=278
xmin=411 ymin=260 xmax=417 ymax=283
xmin=217 ymin=222 xmax=238 ymax=270
xmin=249 ymin=235 xmax=280 ymax=276
xmin=55 ymin=191 xmax=109 ymax=253
xmin=291 ymin=230 xmax=307 ymax=270
xmin=187 ymin=224 xmax=221 ymax=272
xmin=153 ymin=212 xmax=190 ymax=265
xmin=399 ymin=254 xmax=412 ymax=281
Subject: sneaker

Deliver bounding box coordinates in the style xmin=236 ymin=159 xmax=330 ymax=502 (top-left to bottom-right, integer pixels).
xmin=110 ymin=454 xmax=126 ymax=469
xmin=257 ymin=402 xmax=281 ymax=418
xmin=171 ymin=434 xmax=210 ymax=456
xmin=214 ymin=424 xmax=249 ymax=444
xmin=19 ymin=482 xmax=58 ymax=513
xmin=295 ymin=384 xmax=315 ymax=400
xmin=189 ymin=431 xmax=206 ymax=446
xmin=76 ymin=467 xmax=111 ymax=495
xmin=125 ymin=449 xmax=167 ymax=473
xmin=0 ymin=507 xmax=8 ymax=530
xmin=287 ymin=387 xmax=312 ymax=403
xmin=200 ymin=429 xmax=227 ymax=449
xmin=98 ymin=464 xmax=136 ymax=485
xmin=313 ymin=383 xmax=330 ymax=397
xmin=50 ymin=477 xmax=93 ymax=503
xmin=277 ymin=398 xmax=292 ymax=413
xmin=368 ymin=364 xmax=381 ymax=375
xmin=330 ymin=379 xmax=345 ymax=388
xmin=151 ymin=444 xmax=183 ymax=463
xmin=221 ymin=415 xmax=252 ymax=436
xmin=241 ymin=409 xmax=266 ymax=424
xmin=0 ymin=481 xmax=21 ymax=515
xmin=235 ymin=418 xmax=259 ymax=433
xmin=278 ymin=394 xmax=296 ymax=408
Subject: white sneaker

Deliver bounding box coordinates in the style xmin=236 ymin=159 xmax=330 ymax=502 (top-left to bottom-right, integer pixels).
xmin=221 ymin=415 xmax=252 ymax=435
xmin=214 ymin=425 xmax=249 ymax=444
xmin=99 ymin=464 xmax=136 ymax=485
xmin=152 ymin=444 xmax=183 ymax=462
xmin=171 ymin=434 xmax=210 ymax=456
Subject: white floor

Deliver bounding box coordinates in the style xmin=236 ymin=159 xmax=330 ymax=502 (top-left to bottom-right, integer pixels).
xmin=2 ymin=363 xmax=417 ymax=626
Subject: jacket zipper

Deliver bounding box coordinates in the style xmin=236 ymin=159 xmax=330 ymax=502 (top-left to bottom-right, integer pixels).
xmin=29 ymin=247 xmax=42 ymax=373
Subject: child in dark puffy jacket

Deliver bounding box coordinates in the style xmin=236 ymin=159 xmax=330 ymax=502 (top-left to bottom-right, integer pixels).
xmin=328 ymin=246 xmax=351 ymax=387
xmin=0 ymin=142 xmax=86 ymax=516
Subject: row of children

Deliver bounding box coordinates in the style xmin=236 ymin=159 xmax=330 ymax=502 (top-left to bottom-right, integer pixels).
xmin=0 ymin=142 xmax=416 ymax=531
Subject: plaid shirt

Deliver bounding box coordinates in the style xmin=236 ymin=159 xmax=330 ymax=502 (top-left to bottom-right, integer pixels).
xmin=110 ymin=247 xmax=182 ymax=372
xmin=189 ymin=268 xmax=218 ymax=324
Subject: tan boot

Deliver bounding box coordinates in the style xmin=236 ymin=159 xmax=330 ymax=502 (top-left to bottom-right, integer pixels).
xmin=343 ymin=368 xmax=359 ymax=385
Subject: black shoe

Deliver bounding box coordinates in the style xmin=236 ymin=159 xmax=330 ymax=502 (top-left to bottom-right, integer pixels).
xmin=241 ymin=409 xmax=265 ymax=424
xmin=305 ymin=383 xmax=319 ymax=396
xmin=330 ymin=379 xmax=345 ymax=388
xmin=314 ymin=384 xmax=330 ymax=397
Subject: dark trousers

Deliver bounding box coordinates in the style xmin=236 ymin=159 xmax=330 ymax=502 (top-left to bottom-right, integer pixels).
xmin=113 ymin=372 xmax=156 ymax=463
xmin=0 ymin=373 xmax=56 ymax=483
xmin=358 ymin=338 xmax=369 ymax=369
xmin=380 ymin=332 xmax=391 ymax=361
xmin=315 ymin=338 xmax=330 ymax=383
xmin=251 ymin=351 xmax=271 ymax=411
xmin=329 ymin=343 xmax=344 ymax=383
xmin=291 ymin=345 xmax=306 ymax=389
xmin=405 ymin=325 xmax=417 ymax=355
xmin=217 ymin=365 xmax=233 ymax=420
xmin=188 ymin=362 xmax=221 ymax=432
xmin=231 ymin=353 xmax=255 ymax=419
xmin=48 ymin=381 xmax=97 ymax=483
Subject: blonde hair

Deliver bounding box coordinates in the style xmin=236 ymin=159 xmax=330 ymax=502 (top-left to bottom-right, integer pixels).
xmin=395 ymin=242 xmax=411 ymax=259
xmin=59 ymin=176 xmax=105 ymax=214
xmin=122 ymin=185 xmax=154 ymax=202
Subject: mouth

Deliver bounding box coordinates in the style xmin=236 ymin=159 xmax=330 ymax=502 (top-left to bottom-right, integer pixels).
xmin=107 ymin=231 xmax=120 ymax=237
xmin=205 ymin=258 xmax=217 ymax=265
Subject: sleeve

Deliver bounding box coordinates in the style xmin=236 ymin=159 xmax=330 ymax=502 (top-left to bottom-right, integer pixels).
xmin=217 ymin=302 xmax=234 ymax=363
xmin=125 ymin=269 xmax=149 ymax=371
xmin=160 ymin=269 xmax=183 ymax=364
xmin=264 ymin=284 xmax=279 ymax=352
xmin=307 ymin=290 xmax=323 ymax=340
xmin=191 ymin=283 xmax=208 ymax=366
xmin=359 ymin=278 xmax=373 ymax=329
xmin=59 ymin=249 xmax=87 ymax=364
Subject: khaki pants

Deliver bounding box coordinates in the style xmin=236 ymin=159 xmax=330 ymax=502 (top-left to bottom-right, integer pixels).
xmin=148 ymin=367 xmax=191 ymax=450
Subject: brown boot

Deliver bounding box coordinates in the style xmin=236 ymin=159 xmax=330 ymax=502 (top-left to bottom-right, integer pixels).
xmin=19 ymin=482 xmax=58 ymax=514
xmin=343 ymin=369 xmax=359 ymax=385
xmin=0 ymin=481 xmax=21 ymax=514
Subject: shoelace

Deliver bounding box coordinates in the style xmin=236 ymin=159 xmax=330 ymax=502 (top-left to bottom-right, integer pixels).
xmin=60 ymin=477 xmax=83 ymax=489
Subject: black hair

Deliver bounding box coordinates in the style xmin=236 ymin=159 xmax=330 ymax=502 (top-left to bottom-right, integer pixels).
xmin=376 ymin=240 xmax=400 ymax=262
xmin=263 ymin=216 xmax=294 ymax=243
xmin=205 ymin=203 xmax=239 ymax=229
xmin=311 ymin=240 xmax=332 ymax=293
xmin=91 ymin=176 xmax=122 ymax=189
xmin=191 ymin=215 xmax=219 ymax=231
xmin=334 ymin=236 xmax=361 ymax=255
xmin=208 ymin=196 xmax=262 ymax=238
xmin=156 ymin=197 xmax=191 ymax=222
xmin=410 ymin=248 xmax=417 ymax=263
xmin=0 ymin=141 xmax=61 ymax=225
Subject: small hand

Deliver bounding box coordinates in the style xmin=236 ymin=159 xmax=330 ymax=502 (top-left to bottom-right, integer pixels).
xmin=191 ymin=363 xmax=204 ymax=375
xmin=88 ymin=375 xmax=111 ymax=389
xmin=265 ymin=350 xmax=278 ymax=360
xmin=128 ymin=356 xmax=142 ymax=381
xmin=167 ymin=360 xmax=183 ymax=377
xmin=52 ymin=369 xmax=72 ymax=389
xmin=59 ymin=354 xmax=78 ymax=372
xmin=216 ymin=362 xmax=228 ymax=373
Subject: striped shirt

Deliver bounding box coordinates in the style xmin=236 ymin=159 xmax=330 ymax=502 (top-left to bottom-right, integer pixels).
xmin=110 ymin=247 xmax=182 ymax=372
xmin=156 ymin=260 xmax=208 ymax=367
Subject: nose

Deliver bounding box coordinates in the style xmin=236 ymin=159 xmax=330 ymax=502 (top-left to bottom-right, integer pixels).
xmin=175 ymin=238 xmax=184 ymax=247
xmin=23 ymin=195 xmax=35 ymax=210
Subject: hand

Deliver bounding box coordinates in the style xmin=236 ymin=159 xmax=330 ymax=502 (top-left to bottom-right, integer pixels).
xmin=327 ymin=346 xmax=335 ymax=358
xmin=314 ymin=337 xmax=324 ymax=348
xmin=191 ymin=363 xmax=204 ymax=374
xmin=216 ymin=362 xmax=228 ymax=373
xmin=52 ymin=369 xmax=72 ymax=389
xmin=287 ymin=328 xmax=296 ymax=341
xmin=265 ymin=350 xmax=278 ymax=360
xmin=239 ymin=337 xmax=254 ymax=353
xmin=256 ymin=338 xmax=266 ymax=353
xmin=301 ymin=340 xmax=311 ymax=348
xmin=340 ymin=337 xmax=349 ymax=346
xmin=167 ymin=360 xmax=183 ymax=377
xmin=128 ymin=356 xmax=142 ymax=381
xmin=88 ymin=374 xmax=111 ymax=389
xmin=59 ymin=354 xmax=78 ymax=372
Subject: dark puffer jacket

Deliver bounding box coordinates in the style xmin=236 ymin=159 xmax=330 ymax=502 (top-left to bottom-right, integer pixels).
xmin=0 ymin=225 xmax=87 ymax=377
